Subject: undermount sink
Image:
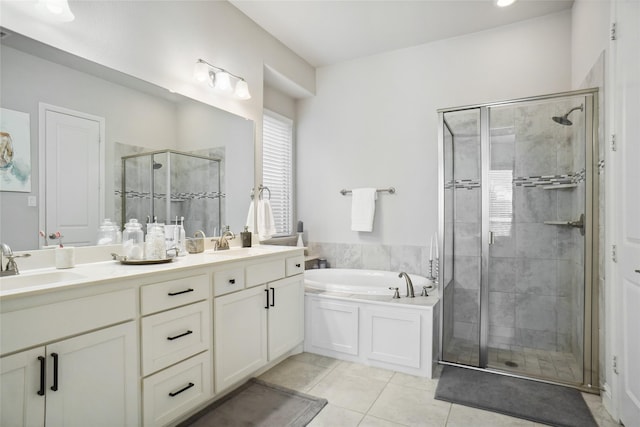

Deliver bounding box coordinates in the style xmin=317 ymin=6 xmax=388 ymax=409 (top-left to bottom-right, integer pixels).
xmin=0 ymin=270 xmax=87 ymax=292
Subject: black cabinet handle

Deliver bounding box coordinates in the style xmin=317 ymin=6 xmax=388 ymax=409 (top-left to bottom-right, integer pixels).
xmin=51 ymin=353 xmax=59 ymax=392
xmin=229 ymin=279 xmax=236 ymax=284
xmin=264 ymin=288 xmax=269 ymax=309
xmin=168 ymin=382 xmax=194 ymax=397
xmin=270 ymin=287 xmax=275 ymax=307
xmin=295 ymin=263 xmax=301 ymax=268
xmin=167 ymin=330 xmax=193 ymax=341
xmin=37 ymin=356 xmax=46 ymax=396
xmin=168 ymin=288 xmax=194 ymax=296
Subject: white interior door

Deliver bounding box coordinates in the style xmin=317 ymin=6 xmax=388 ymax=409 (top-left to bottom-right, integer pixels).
xmin=614 ymin=1 xmax=640 ymax=425
xmin=41 ymin=105 xmax=103 ymax=247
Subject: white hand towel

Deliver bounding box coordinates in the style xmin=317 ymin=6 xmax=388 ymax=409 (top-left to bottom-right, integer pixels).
xmin=351 ymin=188 xmax=377 ymax=232
xmin=258 ymin=199 xmax=277 ymax=241
xmin=245 ymin=200 xmax=255 ymax=232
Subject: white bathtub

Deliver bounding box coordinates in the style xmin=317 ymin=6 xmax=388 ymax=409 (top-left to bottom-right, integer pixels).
xmin=304 ymin=268 xmax=434 ymax=297
xmin=303 ymin=268 xmax=439 ymax=378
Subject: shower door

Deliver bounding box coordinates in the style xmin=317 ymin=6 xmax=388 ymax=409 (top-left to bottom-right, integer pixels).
xmin=439 ymin=90 xmax=598 ymax=389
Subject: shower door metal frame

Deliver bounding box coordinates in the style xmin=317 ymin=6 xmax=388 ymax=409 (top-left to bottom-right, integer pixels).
xmin=437 ymin=88 xmax=600 ymax=393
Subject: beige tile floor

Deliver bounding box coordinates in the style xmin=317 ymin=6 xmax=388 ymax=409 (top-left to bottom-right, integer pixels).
xmin=259 ymin=352 xmax=619 ymax=427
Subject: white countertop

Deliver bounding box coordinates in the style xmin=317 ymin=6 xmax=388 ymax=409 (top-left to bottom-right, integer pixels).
xmin=0 ymin=245 xmax=303 ymax=300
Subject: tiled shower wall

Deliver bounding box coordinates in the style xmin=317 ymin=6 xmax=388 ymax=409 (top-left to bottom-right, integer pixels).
xmin=114 ymin=143 xmax=224 ymax=237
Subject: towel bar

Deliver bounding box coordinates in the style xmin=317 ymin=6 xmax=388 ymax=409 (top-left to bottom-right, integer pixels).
xmin=340 ymin=187 xmax=396 ymax=196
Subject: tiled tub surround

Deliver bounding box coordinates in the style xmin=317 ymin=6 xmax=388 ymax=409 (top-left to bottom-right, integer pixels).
xmin=441 ymin=97 xmax=589 ymax=384
xmin=306 ymin=242 xmax=431 ymax=278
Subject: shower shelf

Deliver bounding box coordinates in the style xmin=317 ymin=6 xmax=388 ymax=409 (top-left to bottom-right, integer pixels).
xmin=542 ymin=184 xmax=577 ymax=190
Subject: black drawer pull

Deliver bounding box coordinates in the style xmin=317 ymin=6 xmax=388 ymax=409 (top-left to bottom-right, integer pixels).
xmin=229 ymin=279 xmax=236 ymax=284
xmin=51 ymin=353 xmax=59 ymax=392
xmin=168 ymin=288 xmax=194 ymax=296
xmin=264 ymin=288 xmax=269 ymax=309
xmin=295 ymin=263 xmax=301 ymax=268
xmin=37 ymin=356 xmax=46 ymax=396
xmin=167 ymin=330 xmax=193 ymax=341
xmin=169 ymin=382 xmax=194 ymax=397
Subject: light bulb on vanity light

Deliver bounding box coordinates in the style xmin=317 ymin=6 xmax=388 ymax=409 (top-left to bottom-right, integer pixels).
xmin=193 ymin=60 xmax=209 ymax=82
xmin=234 ymin=79 xmax=251 ymax=100
xmin=35 ymin=0 xmax=75 ymax=22
xmin=214 ymin=71 xmax=233 ymax=93
xmin=496 ymin=0 xmax=516 ymax=7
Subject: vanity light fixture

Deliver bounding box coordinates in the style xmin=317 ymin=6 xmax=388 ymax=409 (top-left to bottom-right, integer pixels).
xmin=193 ymin=59 xmax=251 ymax=100
xmin=35 ymin=0 xmax=75 ymax=22
xmin=496 ymin=0 xmax=516 ymax=7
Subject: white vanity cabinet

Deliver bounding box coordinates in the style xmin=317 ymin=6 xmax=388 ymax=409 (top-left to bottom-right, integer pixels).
xmin=0 ymin=289 xmax=138 ymax=427
xmin=140 ymin=272 xmax=212 ymax=427
xmin=214 ymin=253 xmax=305 ymax=393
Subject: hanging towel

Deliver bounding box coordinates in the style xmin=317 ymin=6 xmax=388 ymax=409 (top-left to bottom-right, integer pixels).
xmin=351 ymin=188 xmax=377 ymax=232
xmin=246 ymin=200 xmax=255 ymax=232
xmin=258 ymin=199 xmax=277 ymax=241
xmin=246 ymin=199 xmax=277 ymax=240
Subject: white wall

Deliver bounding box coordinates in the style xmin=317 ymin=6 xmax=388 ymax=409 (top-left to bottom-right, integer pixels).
xmin=0 ymin=0 xmax=315 ymax=186
xmin=297 ymin=11 xmax=573 ymax=247
xmin=571 ymin=0 xmax=611 ymax=88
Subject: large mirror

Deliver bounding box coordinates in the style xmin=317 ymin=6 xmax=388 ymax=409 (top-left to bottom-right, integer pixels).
xmin=0 ymin=29 xmax=254 ymax=251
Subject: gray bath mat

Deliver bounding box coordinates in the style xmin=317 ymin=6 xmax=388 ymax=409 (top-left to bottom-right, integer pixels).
xmin=178 ymin=378 xmax=328 ymax=427
xmin=435 ymin=365 xmax=597 ymax=427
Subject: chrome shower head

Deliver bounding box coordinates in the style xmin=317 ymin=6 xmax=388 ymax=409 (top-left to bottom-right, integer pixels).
xmin=552 ymin=104 xmax=584 ymax=126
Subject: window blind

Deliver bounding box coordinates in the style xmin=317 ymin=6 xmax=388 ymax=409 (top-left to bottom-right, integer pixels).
xmin=262 ymin=110 xmax=293 ymax=236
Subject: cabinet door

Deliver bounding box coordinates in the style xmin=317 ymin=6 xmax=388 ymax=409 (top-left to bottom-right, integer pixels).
xmin=214 ymin=286 xmax=268 ymax=392
xmin=363 ymin=307 xmax=421 ymax=368
xmin=45 ymin=322 xmax=138 ymax=427
xmin=268 ymin=276 xmax=304 ymax=361
xmin=1 ymin=347 xmax=46 ymax=427
xmin=306 ymin=298 xmax=359 ymax=355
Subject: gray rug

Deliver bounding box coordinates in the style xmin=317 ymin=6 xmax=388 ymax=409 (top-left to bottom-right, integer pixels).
xmin=178 ymin=378 xmax=328 ymax=427
xmin=435 ymin=365 xmax=597 ymax=427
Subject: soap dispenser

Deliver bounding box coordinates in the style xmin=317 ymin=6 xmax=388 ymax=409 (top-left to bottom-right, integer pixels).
xmin=241 ymin=226 xmax=252 ymax=247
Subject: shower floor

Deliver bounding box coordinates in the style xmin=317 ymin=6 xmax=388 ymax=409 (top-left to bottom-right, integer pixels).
xmin=444 ymin=338 xmax=583 ymax=384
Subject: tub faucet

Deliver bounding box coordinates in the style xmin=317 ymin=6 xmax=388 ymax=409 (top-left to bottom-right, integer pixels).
xmin=214 ymin=226 xmax=236 ymax=251
xmin=398 ymin=272 xmax=415 ymax=298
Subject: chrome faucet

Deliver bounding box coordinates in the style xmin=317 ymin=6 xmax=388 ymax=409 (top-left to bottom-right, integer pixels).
xmin=1 ymin=243 xmax=30 ymax=276
xmin=214 ymin=226 xmax=236 ymax=251
xmin=398 ymin=272 xmax=415 ymax=298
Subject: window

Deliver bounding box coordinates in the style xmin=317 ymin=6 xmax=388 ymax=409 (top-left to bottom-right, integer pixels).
xmin=262 ymin=109 xmax=293 ymax=236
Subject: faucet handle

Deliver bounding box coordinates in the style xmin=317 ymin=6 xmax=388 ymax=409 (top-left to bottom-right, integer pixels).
xmin=388 ymin=287 xmax=400 ymax=299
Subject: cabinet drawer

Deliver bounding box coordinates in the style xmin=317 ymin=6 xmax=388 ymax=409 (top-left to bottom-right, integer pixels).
xmin=141 ymin=301 xmax=210 ymax=375
xmin=141 ymin=274 xmax=209 ymax=315
xmin=285 ymin=255 xmax=305 ymax=276
xmin=245 ymin=259 xmax=285 ymax=287
xmin=143 ymin=351 xmax=212 ymax=427
xmin=213 ymin=267 xmax=245 ymax=296
xmin=1 ymin=289 xmax=135 ymax=356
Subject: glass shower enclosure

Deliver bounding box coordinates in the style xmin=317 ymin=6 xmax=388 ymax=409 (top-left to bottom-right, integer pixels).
xmin=438 ymin=89 xmax=599 ymax=391
xmin=121 ymin=150 xmax=222 ymax=238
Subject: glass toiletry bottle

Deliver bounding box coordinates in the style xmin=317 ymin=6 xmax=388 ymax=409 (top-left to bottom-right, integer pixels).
xmin=122 ymin=219 xmax=144 ymax=260
xmin=241 ymin=226 xmax=252 ymax=247
xmin=145 ymin=222 xmax=166 ymax=260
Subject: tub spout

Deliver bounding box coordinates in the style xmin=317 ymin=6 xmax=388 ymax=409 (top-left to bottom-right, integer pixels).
xmin=398 ymin=272 xmax=415 ymax=298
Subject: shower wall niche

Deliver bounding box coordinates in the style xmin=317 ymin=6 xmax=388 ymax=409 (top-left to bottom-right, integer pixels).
xmin=439 ymin=89 xmax=598 ymax=390
xmin=121 ymin=150 xmax=222 ymax=238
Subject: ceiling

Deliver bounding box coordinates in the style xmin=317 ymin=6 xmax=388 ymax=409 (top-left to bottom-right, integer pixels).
xmin=229 ymin=0 xmax=574 ymax=68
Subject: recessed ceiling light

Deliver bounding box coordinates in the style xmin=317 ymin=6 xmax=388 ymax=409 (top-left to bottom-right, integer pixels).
xmin=496 ymin=0 xmax=517 ymax=7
